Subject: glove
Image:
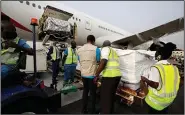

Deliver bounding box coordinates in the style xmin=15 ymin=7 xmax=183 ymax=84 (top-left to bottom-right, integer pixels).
xmin=3 ymin=41 xmax=18 ymax=49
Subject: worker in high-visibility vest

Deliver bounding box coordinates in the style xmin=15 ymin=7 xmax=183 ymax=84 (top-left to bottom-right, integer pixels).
xmin=1 ymin=22 xmax=33 ymax=79
xmin=62 ymin=41 xmax=77 ymax=86
xmin=94 ymin=40 xmax=121 ymax=114
xmin=47 ymin=41 xmax=61 ymax=89
xmin=141 ymin=42 xmax=181 ymax=114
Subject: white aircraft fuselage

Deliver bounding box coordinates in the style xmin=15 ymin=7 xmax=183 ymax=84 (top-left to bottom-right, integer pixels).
xmin=2 ymin=1 xmax=132 ymax=46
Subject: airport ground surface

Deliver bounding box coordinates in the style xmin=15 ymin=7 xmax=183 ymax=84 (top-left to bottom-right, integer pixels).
xmin=40 ymin=72 xmax=184 ymax=114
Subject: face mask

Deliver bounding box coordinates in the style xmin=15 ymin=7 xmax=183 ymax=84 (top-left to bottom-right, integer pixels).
xmin=72 ymin=45 xmax=76 ymax=49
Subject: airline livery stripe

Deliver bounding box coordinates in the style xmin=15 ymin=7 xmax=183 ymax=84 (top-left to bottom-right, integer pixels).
xmin=2 ymin=12 xmax=32 ymax=33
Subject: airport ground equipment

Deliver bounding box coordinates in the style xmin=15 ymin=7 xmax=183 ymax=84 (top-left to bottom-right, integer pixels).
xmin=39 ymin=5 xmax=78 ymax=90
xmin=1 ymin=18 xmax=61 ymax=114
xmin=39 ymin=5 xmax=77 ymax=51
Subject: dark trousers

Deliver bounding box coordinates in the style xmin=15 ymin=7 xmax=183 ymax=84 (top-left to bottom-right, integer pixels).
xmin=100 ymin=77 xmax=121 ymax=114
xmin=146 ymin=103 xmax=169 ymax=114
xmin=52 ymin=59 xmax=60 ymax=83
xmin=82 ymin=77 xmax=97 ymax=113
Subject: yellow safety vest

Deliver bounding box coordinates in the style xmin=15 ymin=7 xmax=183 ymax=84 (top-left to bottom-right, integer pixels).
xmin=1 ymin=37 xmax=20 ymax=65
xmin=102 ymin=47 xmax=121 ymax=77
xmin=51 ymin=46 xmax=57 ymax=61
xmin=145 ymin=64 xmax=180 ymax=111
xmin=65 ymin=47 xmax=77 ymax=64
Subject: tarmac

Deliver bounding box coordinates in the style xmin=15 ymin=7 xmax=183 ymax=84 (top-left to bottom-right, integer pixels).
xmin=41 ymin=72 xmax=184 ymax=114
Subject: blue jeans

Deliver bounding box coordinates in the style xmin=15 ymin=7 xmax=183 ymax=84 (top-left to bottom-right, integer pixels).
xmin=64 ymin=64 xmax=77 ymax=82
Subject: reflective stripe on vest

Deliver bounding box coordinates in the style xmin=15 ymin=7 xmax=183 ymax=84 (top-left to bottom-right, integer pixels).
xmin=51 ymin=46 xmax=57 ymax=61
xmin=1 ymin=37 xmax=20 ymax=65
xmin=65 ymin=47 xmax=77 ymax=64
xmin=145 ymin=64 xmax=180 ymax=111
xmin=102 ymin=47 xmax=121 ymax=77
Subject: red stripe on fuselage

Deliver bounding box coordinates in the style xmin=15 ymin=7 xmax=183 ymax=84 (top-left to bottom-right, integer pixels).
xmin=1 ymin=12 xmax=32 ymax=33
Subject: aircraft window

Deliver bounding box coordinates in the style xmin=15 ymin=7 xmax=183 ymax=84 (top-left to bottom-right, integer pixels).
xmin=73 ymin=17 xmax=75 ymax=20
xmin=79 ymin=19 xmax=81 ymax=22
xmin=32 ymin=3 xmax=36 ymax=7
xmin=26 ymin=1 xmax=30 ymax=5
xmin=38 ymin=5 xmax=41 ymax=9
xmin=19 ymin=1 xmax=23 ymax=3
xmin=76 ymin=18 xmax=78 ymax=21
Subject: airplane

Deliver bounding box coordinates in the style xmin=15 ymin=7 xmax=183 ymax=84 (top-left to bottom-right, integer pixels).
xmin=1 ymin=1 xmax=184 ymax=49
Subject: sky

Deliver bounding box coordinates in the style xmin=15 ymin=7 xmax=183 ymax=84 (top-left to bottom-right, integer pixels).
xmin=61 ymin=1 xmax=184 ymax=49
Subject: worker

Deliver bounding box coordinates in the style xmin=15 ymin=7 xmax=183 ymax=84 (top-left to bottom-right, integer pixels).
xmin=148 ymin=41 xmax=165 ymax=51
xmin=47 ymin=41 xmax=61 ymax=89
xmin=77 ymin=35 xmax=101 ymax=114
xmin=62 ymin=41 xmax=78 ymax=86
xmin=94 ymin=40 xmax=121 ymax=114
xmin=141 ymin=42 xmax=180 ymax=114
xmin=1 ymin=23 xmax=33 ymax=79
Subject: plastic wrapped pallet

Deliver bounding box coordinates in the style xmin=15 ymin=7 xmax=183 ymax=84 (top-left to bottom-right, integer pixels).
xmin=43 ymin=17 xmax=71 ymax=32
xmin=115 ymin=49 xmax=157 ymax=90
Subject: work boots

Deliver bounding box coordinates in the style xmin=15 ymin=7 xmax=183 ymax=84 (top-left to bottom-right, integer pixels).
xmin=50 ymin=77 xmax=58 ymax=90
xmin=63 ymin=81 xmax=68 ymax=87
xmin=63 ymin=79 xmax=74 ymax=87
xmin=68 ymin=79 xmax=74 ymax=84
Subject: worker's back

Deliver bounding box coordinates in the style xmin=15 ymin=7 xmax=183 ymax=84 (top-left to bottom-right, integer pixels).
xmin=145 ymin=63 xmax=180 ymax=111
xmin=77 ymin=43 xmax=97 ymax=77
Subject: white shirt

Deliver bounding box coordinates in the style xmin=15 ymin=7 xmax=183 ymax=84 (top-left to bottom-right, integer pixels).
xmin=142 ymin=60 xmax=171 ymax=90
xmin=101 ymin=47 xmax=110 ymax=60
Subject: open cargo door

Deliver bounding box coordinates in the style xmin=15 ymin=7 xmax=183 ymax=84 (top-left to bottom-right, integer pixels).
xmin=38 ymin=5 xmax=75 ymax=43
xmin=44 ymin=5 xmax=73 ymax=21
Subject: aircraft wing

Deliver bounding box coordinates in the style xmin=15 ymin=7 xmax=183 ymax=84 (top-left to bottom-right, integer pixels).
xmin=112 ymin=17 xmax=184 ymax=48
